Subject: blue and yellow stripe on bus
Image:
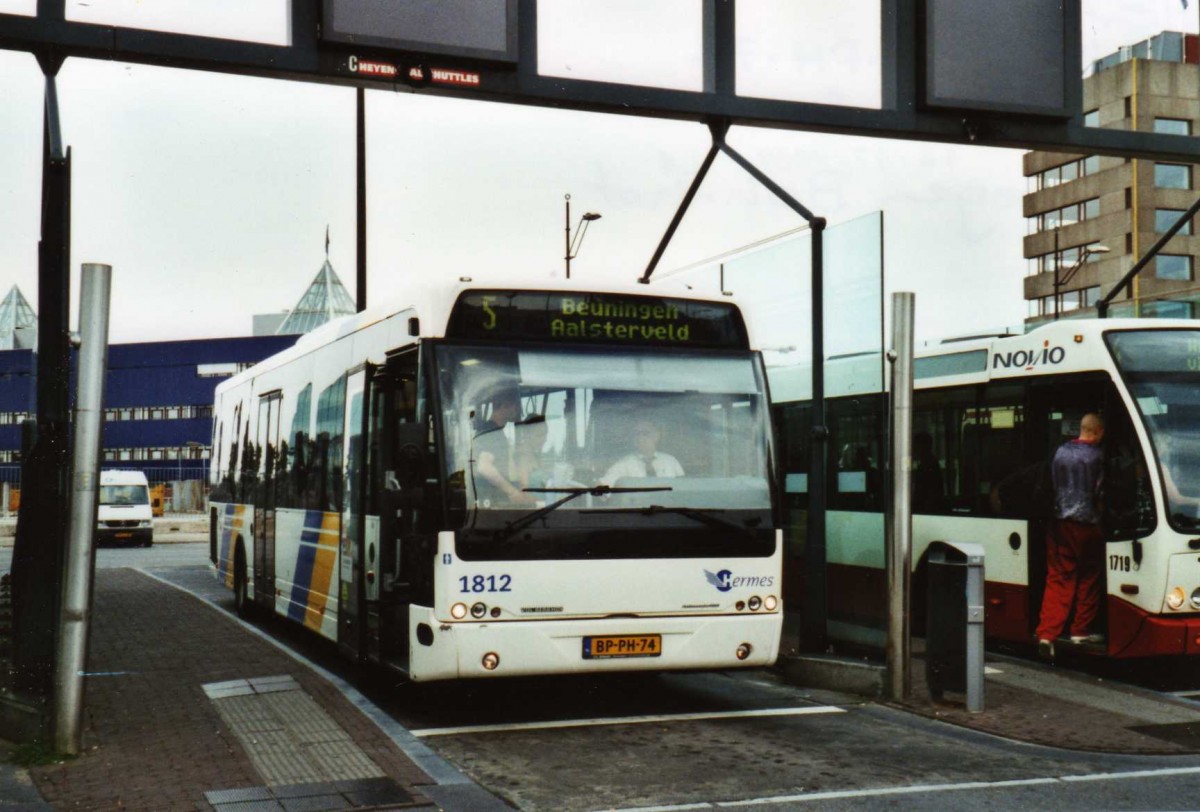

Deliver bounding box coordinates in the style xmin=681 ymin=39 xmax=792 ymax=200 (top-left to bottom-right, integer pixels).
xmin=217 ymin=503 xmax=248 ymax=588
xmin=288 ymin=510 xmax=340 ymax=632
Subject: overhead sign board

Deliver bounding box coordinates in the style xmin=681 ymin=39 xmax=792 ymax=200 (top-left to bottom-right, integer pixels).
xmin=923 ymin=0 xmax=1076 ymax=118
xmin=321 ymin=0 xmax=518 ymax=63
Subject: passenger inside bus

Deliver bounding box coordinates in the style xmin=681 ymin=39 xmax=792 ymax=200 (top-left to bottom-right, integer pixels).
xmin=513 ymin=414 xmax=550 ymax=491
xmin=472 ymin=389 xmax=537 ymax=507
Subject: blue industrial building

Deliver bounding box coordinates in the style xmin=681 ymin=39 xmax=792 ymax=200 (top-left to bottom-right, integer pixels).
xmin=0 ymin=335 xmax=297 ymax=484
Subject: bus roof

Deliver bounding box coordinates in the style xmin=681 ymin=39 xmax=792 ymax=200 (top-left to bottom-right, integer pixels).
xmin=215 ymin=274 xmax=756 ymax=396
xmin=768 ymin=317 xmax=1200 ymax=402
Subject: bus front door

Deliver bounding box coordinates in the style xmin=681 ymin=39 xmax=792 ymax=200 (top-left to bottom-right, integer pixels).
xmin=370 ymin=353 xmax=422 ymax=672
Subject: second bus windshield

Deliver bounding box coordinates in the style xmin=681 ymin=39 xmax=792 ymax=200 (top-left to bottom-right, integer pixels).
xmin=434 ymin=343 xmax=773 ymax=525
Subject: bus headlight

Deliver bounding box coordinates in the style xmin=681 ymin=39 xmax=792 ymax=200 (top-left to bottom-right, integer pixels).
xmin=764 ymin=595 xmax=779 ymax=612
xmin=471 ymin=602 xmax=487 ymax=619
xmin=450 ymin=602 xmax=468 ymax=620
xmin=1191 ymin=588 xmax=1200 ymax=610
xmin=1167 ymin=587 xmax=1186 ymax=611
xmin=748 ymin=596 xmax=762 ymax=612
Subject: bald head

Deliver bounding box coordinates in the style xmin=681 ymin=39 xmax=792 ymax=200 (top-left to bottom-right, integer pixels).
xmin=1080 ymin=413 xmax=1105 ymax=442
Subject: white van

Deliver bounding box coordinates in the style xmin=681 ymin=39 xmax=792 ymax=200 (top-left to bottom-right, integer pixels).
xmin=97 ymin=470 xmax=154 ymax=547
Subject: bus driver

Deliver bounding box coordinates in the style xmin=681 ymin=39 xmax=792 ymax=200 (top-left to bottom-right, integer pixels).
xmin=601 ymin=419 xmax=685 ymax=486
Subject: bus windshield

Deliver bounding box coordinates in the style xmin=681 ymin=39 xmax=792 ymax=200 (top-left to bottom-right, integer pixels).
xmin=100 ymin=485 xmax=149 ymax=506
xmin=1107 ymin=330 xmax=1200 ymax=529
xmin=434 ymin=343 xmax=774 ymax=545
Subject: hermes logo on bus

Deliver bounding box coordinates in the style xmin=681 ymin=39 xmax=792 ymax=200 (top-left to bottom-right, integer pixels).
xmin=991 ymin=341 xmax=1066 ymax=372
xmin=705 ymin=569 xmax=774 ymax=593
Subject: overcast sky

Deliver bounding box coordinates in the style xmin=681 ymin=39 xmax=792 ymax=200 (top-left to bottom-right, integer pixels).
xmin=0 ymin=1 xmax=1196 ymax=345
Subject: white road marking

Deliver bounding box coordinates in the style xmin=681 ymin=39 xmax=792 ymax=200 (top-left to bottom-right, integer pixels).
xmin=411 ymin=705 xmax=845 ymax=738
xmin=1171 ymin=690 xmax=1200 ymax=698
xmin=611 ymin=766 xmax=1200 ymax=810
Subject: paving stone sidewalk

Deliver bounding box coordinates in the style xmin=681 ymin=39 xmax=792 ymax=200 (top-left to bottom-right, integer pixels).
xmin=27 ymin=568 xmax=436 ymax=811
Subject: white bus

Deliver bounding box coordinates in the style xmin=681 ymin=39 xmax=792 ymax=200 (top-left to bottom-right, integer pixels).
xmin=209 ymin=278 xmax=782 ymax=681
xmin=770 ymin=319 xmax=1200 ymax=659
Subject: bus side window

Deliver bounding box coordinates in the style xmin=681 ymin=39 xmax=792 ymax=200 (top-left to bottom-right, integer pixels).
xmin=827 ymin=395 xmax=884 ymax=511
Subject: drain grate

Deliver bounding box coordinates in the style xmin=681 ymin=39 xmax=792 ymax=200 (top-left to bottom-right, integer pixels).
xmin=204 ymin=675 xmax=384 ymax=787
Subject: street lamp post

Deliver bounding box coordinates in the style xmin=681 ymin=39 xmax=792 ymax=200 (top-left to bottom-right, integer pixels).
xmin=1054 ymin=244 xmax=1110 ymax=319
xmin=564 ymin=194 xmax=601 ymax=279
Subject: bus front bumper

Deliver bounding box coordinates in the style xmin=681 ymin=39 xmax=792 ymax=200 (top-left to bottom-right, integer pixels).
xmin=406 ymin=609 xmax=783 ymax=682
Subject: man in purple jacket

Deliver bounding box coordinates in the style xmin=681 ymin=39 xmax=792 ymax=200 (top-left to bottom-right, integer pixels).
xmin=1037 ymin=413 xmax=1106 ymax=659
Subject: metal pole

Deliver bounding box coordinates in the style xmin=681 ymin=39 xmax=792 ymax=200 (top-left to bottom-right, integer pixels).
xmin=1052 ymin=229 xmax=1061 ymax=320
xmin=886 ymin=292 xmax=914 ymax=701
xmin=55 ymin=263 xmax=111 ymax=755
xmin=802 ymin=218 xmax=829 ymax=651
xmin=355 ymin=86 xmax=367 ymax=313
xmin=564 ymin=194 xmax=571 ymax=279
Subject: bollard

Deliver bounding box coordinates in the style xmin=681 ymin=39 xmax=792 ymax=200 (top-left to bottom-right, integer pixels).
xmin=925 ymin=540 xmax=986 ymax=713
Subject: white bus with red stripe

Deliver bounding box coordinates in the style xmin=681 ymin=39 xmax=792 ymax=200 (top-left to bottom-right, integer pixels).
xmin=770 ymin=319 xmax=1200 ymax=659
xmin=209 ymin=277 xmax=782 ymax=681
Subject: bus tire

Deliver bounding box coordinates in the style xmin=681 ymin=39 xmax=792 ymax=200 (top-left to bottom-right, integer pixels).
xmin=233 ymin=542 xmax=252 ymax=619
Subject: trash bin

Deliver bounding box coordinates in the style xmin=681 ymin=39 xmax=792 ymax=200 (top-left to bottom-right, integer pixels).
xmin=925 ymin=540 xmax=985 ymax=712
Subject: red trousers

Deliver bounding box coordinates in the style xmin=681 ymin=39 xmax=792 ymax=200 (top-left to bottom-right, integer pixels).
xmin=1036 ymin=519 xmax=1104 ymax=641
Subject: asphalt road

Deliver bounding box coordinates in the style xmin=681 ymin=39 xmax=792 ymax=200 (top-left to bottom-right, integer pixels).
xmin=140 ymin=545 xmax=1200 ymax=811
xmin=9 ymin=541 xmax=1200 ymax=809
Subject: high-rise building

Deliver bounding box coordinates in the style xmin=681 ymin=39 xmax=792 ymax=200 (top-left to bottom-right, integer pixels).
xmin=1023 ymin=31 xmax=1200 ymax=323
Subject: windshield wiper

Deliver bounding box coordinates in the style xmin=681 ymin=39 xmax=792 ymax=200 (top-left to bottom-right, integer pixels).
xmin=493 ymin=485 xmax=673 ymax=542
xmin=583 ymin=504 xmax=762 ymax=540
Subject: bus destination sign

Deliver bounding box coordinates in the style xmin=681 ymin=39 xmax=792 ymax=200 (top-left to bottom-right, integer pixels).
xmin=446 ymin=291 xmax=749 ymax=349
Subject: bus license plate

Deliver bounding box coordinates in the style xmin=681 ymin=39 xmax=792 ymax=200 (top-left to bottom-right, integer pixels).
xmin=583 ymin=634 xmax=662 ymax=659
xmin=115 ymin=532 xmax=132 ymax=539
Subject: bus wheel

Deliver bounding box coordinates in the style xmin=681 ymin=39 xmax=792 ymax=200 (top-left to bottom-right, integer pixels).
xmin=233 ymin=545 xmax=252 ymax=619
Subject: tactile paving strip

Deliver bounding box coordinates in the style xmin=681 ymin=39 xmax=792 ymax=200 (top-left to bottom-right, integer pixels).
xmin=204 ymin=676 xmax=384 ymax=786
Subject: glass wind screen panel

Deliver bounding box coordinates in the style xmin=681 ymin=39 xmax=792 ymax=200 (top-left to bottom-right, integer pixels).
xmin=538 ymin=0 xmax=704 ymax=91
xmin=66 ymin=1 xmax=290 ymax=44
xmin=736 ymin=0 xmax=882 ymax=109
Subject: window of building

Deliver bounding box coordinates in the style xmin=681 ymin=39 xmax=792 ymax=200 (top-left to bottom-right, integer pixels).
xmin=1155 ymin=163 xmax=1192 ymax=189
xmin=1030 ymin=198 xmax=1101 ymax=233
xmin=1154 ymin=118 xmax=1191 ymax=136
xmin=1156 ymin=209 xmax=1193 ymax=235
xmin=1035 ymin=158 xmax=1098 ymax=191
xmin=1156 ymin=254 xmax=1193 ymax=281
xmin=1083 ymin=109 xmax=1100 ymax=128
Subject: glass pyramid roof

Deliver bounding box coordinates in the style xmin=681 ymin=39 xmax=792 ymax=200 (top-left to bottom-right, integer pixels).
xmin=0 ymin=285 xmax=37 ymax=350
xmin=276 ymin=259 xmax=357 ymax=336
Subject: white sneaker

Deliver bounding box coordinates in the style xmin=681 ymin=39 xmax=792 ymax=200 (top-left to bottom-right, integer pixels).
xmin=1038 ymin=639 xmax=1055 ymax=659
xmin=1070 ymin=633 xmax=1104 ymax=645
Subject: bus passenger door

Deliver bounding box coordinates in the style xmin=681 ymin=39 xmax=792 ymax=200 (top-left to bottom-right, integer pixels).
xmin=254 ymin=393 xmax=281 ymax=608
xmin=373 ymin=350 xmax=422 ymax=671
xmin=337 ymin=368 xmax=371 ymax=660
